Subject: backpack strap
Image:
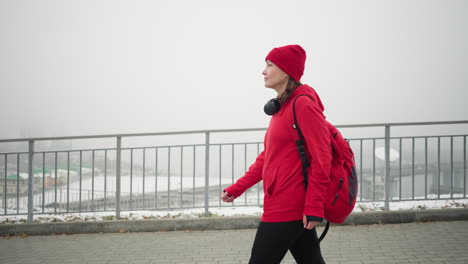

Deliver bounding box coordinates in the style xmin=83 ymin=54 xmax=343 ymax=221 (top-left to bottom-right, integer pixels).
xmin=292 ymin=94 xmax=315 ymax=189
xmin=293 ymin=94 xmax=331 ymax=242
xmin=318 ymin=221 xmax=331 ymax=242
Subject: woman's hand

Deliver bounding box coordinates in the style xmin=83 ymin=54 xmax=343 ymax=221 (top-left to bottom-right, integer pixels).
xmin=303 ymin=215 xmax=321 ymax=230
xmin=221 ymin=191 xmax=236 ymax=202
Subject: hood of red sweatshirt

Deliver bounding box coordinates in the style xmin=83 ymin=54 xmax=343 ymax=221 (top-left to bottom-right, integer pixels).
xmin=284 ymin=84 xmax=325 ymax=114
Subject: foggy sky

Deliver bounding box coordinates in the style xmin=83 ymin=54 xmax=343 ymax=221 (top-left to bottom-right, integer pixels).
xmin=1 ymin=0 xmax=467 ymax=139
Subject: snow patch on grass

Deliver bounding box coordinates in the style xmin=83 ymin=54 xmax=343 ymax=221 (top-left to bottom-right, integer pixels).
xmin=1 ymin=199 xmax=467 ymax=224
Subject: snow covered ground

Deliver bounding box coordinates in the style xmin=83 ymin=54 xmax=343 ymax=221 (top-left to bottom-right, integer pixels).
xmin=1 ymin=174 xmax=467 ymax=224
xmin=0 ymin=198 xmax=467 ymax=224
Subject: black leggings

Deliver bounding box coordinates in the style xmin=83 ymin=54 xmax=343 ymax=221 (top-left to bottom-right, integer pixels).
xmin=249 ymin=220 xmax=325 ymax=264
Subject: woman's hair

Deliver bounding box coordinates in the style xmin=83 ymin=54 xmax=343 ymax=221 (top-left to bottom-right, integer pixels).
xmin=278 ymin=78 xmax=302 ymax=104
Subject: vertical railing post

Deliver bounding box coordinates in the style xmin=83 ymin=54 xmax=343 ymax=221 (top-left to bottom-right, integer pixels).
xmin=384 ymin=126 xmax=391 ymax=211
xmin=204 ymin=132 xmax=210 ymax=216
xmin=3 ymin=155 xmax=7 ymax=215
xmin=116 ymin=136 xmax=122 ymax=219
xmin=27 ymin=140 xmax=34 ymax=223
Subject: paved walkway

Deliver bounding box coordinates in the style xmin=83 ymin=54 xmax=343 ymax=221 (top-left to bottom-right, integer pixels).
xmin=1 ymin=220 xmax=467 ymax=264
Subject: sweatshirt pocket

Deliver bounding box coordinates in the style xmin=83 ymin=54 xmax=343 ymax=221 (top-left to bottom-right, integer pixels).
xmin=263 ymin=166 xmax=279 ymax=196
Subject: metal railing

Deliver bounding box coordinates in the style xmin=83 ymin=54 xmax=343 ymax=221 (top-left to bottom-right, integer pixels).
xmin=0 ymin=121 xmax=467 ymax=223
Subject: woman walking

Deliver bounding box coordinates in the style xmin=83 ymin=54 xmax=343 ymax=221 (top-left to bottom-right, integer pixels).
xmin=221 ymin=44 xmax=330 ymax=263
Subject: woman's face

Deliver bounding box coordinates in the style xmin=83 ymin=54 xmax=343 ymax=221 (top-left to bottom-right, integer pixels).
xmin=262 ymin=60 xmax=289 ymax=92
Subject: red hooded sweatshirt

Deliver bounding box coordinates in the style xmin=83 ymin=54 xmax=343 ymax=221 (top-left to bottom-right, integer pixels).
xmin=224 ymin=84 xmax=332 ymax=222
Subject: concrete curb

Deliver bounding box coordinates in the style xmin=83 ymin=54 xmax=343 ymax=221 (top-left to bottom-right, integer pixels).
xmin=1 ymin=208 xmax=468 ymax=236
xmin=343 ymin=208 xmax=468 ymax=225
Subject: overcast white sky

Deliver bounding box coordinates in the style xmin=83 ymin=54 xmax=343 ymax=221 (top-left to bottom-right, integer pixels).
xmin=0 ymin=0 xmax=467 ymax=139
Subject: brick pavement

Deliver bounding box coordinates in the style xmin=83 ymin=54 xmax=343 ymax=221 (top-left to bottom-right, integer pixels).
xmin=1 ymin=220 xmax=467 ymax=264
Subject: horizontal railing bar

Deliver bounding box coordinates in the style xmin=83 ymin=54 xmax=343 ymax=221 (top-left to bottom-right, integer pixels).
xmin=0 ymin=145 xmax=205 ymax=155
xmin=0 ymin=152 xmax=29 ymax=155
xmin=348 ymin=137 xmax=386 ymax=141
xmin=348 ymin=134 xmax=468 ymax=141
xmin=210 ymin=142 xmax=263 ymax=147
xmin=0 ymin=142 xmax=267 ymax=155
xmin=2 ymin=133 xmax=466 ymax=155
xmin=0 ymin=128 xmax=267 ymax=143
xmin=123 ymin=144 xmax=203 ymax=150
xmin=1 ymin=120 xmax=467 ymax=143
xmin=335 ymin=120 xmax=468 ymax=129
xmin=397 ymin=135 xmax=468 ymax=139
xmin=37 ymin=148 xmax=114 ymax=154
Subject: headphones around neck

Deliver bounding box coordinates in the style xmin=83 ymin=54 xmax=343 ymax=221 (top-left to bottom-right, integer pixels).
xmin=264 ymin=98 xmax=281 ymax=116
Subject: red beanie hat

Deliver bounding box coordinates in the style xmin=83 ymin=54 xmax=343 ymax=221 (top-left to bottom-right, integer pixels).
xmin=265 ymin=44 xmax=306 ymax=82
